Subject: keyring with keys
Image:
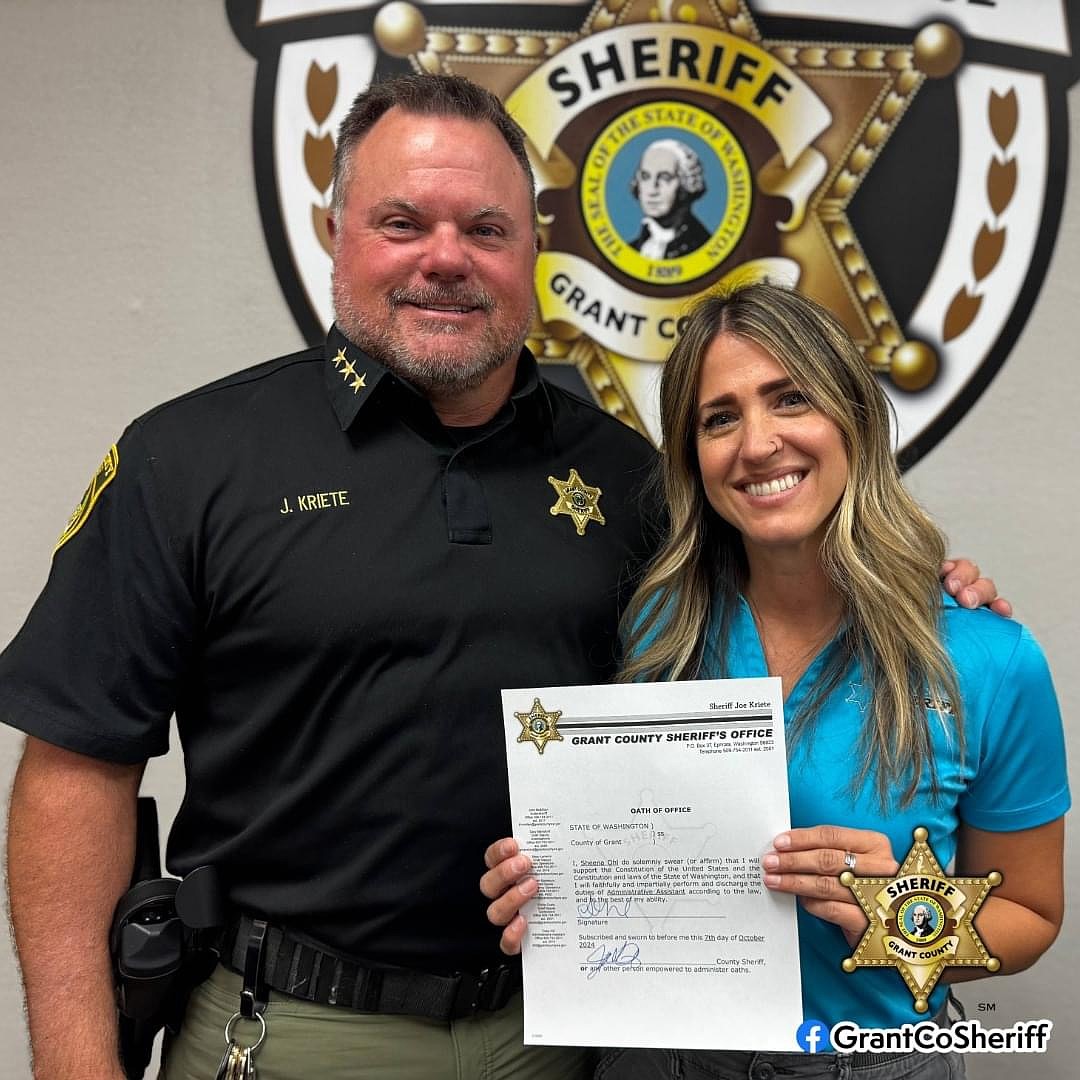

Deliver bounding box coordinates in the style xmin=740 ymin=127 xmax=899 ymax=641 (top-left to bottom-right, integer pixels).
xmin=214 ymin=1011 xmax=266 ymax=1080
xmin=215 ymin=918 xmax=271 ymax=1079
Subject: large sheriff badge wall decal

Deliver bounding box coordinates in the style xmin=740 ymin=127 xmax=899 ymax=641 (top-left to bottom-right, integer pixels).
xmin=229 ymin=0 xmax=1078 ymax=465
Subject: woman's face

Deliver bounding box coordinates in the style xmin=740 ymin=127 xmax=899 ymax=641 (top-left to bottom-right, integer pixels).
xmin=695 ymin=334 xmax=849 ymax=559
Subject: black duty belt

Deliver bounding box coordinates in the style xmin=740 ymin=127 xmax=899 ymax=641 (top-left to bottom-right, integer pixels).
xmin=225 ymin=913 xmax=519 ymax=1022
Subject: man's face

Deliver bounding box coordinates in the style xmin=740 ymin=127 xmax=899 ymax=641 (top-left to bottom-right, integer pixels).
xmin=330 ymin=107 xmax=536 ymax=393
xmin=635 ymin=144 xmax=682 ymax=219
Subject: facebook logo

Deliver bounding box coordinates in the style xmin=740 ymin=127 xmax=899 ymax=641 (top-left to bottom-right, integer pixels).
xmin=796 ymin=1019 xmax=831 ymax=1053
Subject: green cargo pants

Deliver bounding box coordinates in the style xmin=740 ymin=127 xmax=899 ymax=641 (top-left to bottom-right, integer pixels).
xmin=162 ymin=964 xmax=594 ymax=1080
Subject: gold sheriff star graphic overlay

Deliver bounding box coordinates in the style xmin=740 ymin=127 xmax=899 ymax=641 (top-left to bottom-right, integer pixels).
xmin=371 ymin=0 xmax=965 ymax=435
xmin=548 ymin=468 xmax=606 ymax=536
xmin=841 ymin=827 xmax=1001 ymax=1013
xmin=515 ymin=698 xmax=564 ymax=754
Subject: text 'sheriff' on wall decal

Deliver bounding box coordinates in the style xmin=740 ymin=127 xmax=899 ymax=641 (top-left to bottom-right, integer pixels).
xmin=228 ymin=0 xmax=1079 ymax=466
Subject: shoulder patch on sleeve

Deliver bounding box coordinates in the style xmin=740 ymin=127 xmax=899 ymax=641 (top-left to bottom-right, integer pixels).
xmin=54 ymin=445 xmax=119 ymax=555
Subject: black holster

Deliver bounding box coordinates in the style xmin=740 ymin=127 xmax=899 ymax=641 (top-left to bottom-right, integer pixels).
xmin=110 ymin=798 xmax=227 ymax=1079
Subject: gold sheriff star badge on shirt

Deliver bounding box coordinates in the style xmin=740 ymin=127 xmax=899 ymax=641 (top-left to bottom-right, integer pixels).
xmin=841 ymin=827 xmax=1001 ymax=1013
xmin=515 ymin=698 xmax=564 ymax=755
xmin=548 ymin=468 xmax=606 ymax=536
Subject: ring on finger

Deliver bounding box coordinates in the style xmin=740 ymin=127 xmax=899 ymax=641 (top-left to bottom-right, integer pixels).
xmin=843 ymin=851 xmax=857 ymax=871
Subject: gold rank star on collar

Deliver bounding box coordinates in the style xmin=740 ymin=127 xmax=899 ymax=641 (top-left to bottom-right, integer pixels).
xmin=548 ymin=468 xmax=605 ymax=536
xmin=331 ymin=345 xmax=367 ymax=395
xmin=515 ymin=698 xmax=564 ymax=754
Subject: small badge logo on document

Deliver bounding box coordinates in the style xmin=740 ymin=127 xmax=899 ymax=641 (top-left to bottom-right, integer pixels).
xmin=841 ymin=827 xmax=1001 ymax=1013
xmin=515 ymin=698 xmax=564 ymax=755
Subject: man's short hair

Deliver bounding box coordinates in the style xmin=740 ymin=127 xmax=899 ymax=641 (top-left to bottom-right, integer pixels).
xmin=331 ymin=73 xmax=535 ymax=220
xmin=629 ymin=138 xmax=707 ymax=201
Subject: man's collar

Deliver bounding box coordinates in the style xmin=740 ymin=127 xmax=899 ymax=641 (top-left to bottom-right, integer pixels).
xmin=324 ymin=326 xmax=391 ymax=430
xmin=508 ymin=344 xmax=541 ymax=403
xmin=323 ymin=324 xmax=548 ymax=433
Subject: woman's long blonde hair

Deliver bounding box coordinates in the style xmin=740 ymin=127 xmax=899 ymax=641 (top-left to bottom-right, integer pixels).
xmin=620 ymin=282 xmax=962 ymax=807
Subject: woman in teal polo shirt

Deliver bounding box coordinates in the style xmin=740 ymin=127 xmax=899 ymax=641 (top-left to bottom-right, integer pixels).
xmin=483 ymin=282 xmax=1068 ymax=1079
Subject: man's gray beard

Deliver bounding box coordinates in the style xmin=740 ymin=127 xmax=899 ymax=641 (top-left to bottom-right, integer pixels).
xmin=332 ymin=273 xmax=530 ymax=395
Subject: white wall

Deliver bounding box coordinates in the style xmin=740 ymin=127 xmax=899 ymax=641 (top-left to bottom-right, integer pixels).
xmin=0 ymin=2 xmax=1075 ymax=1075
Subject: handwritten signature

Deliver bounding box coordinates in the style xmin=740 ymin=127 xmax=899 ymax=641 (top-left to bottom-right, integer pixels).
xmin=577 ymin=896 xmax=634 ymax=918
xmin=585 ymin=940 xmax=642 ymax=978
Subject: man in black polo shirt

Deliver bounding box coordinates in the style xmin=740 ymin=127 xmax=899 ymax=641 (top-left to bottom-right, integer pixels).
xmin=1 ymin=73 xmax=656 ymax=1080
xmin=0 ymin=74 xmax=1001 ymax=1079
